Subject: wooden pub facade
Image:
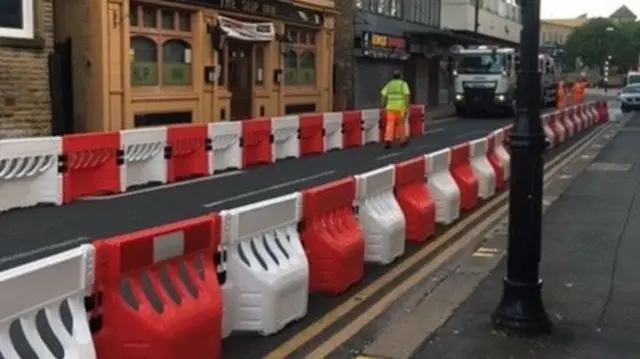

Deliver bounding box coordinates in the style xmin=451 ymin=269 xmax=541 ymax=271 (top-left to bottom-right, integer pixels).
xmin=55 ymin=0 xmax=336 ymax=132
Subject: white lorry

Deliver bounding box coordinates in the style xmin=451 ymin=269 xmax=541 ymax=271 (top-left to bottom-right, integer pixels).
xmin=452 ymin=45 xmax=559 ymax=117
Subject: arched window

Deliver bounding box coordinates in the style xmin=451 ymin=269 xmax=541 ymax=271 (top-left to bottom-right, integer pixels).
xmin=131 ymin=36 xmax=159 ymax=86
xmin=162 ymin=39 xmax=192 ymax=85
xmin=299 ymin=51 xmax=316 ymax=85
xmin=284 ymin=26 xmax=318 ymax=87
xmin=129 ymin=3 xmax=193 ymax=87
xmin=284 ymin=50 xmax=298 ymax=85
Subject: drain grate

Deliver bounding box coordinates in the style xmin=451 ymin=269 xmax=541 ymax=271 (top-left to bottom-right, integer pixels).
xmin=587 ymin=162 xmax=632 ymax=172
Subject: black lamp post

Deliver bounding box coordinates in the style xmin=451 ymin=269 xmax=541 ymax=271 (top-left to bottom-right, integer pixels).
xmin=492 ymin=0 xmax=552 ymax=334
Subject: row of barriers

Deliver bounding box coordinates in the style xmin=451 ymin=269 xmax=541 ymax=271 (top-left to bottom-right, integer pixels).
xmin=0 ymin=106 xmax=425 ymax=213
xmin=0 ymin=101 xmax=608 ymax=358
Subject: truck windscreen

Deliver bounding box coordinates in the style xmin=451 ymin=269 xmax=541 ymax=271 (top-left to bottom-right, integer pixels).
xmin=458 ymin=53 xmax=505 ymax=74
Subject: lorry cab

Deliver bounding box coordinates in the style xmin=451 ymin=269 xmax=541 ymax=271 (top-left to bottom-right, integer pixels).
xmin=452 ymin=45 xmax=517 ymax=117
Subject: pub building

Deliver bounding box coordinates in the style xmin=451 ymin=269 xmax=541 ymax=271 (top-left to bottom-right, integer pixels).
xmin=54 ymin=0 xmax=336 ymax=132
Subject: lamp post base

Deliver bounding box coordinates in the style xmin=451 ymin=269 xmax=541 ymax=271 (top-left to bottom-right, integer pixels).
xmin=492 ymin=278 xmax=551 ymax=335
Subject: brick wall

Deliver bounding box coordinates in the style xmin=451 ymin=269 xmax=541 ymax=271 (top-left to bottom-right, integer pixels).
xmin=332 ymin=0 xmax=355 ymax=111
xmin=0 ymin=0 xmax=54 ymax=139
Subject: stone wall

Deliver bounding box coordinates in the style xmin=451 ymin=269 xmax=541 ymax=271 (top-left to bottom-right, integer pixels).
xmin=0 ymin=0 xmax=54 ymax=138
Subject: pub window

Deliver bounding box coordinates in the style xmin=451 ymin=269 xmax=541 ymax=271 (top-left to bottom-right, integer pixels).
xmin=162 ymin=39 xmax=192 ymax=85
xmin=284 ymin=50 xmax=298 ymax=85
xmin=299 ymin=51 xmax=316 ymax=85
xmin=254 ymin=45 xmax=265 ymax=85
xmin=129 ymin=3 xmax=194 ymax=87
xmin=131 ymin=36 xmax=159 ymax=86
xmin=284 ymin=26 xmax=317 ymax=86
xmin=0 ymin=0 xmax=34 ymax=39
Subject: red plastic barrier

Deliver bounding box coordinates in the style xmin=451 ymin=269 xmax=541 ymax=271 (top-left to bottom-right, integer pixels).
xmin=241 ymin=118 xmax=272 ymax=167
xmin=342 ymin=111 xmax=363 ymax=148
xmin=449 ymin=143 xmax=478 ymax=210
xmin=394 ymin=156 xmax=436 ymax=242
xmin=299 ymin=113 xmax=324 ymax=156
xmin=62 ymin=132 xmax=121 ymax=203
xmin=599 ymin=101 xmax=609 ymax=123
xmin=408 ymin=105 xmax=425 ymax=137
xmin=486 ymin=134 xmax=505 ymax=191
xmin=92 ymin=214 xmax=223 ymax=359
xmin=167 ymin=124 xmax=209 ymax=182
xmin=301 ymin=177 xmax=365 ymax=294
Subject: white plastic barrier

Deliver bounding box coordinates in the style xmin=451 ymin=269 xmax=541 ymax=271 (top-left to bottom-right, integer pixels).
xmin=561 ymin=108 xmax=575 ymax=137
xmin=361 ymin=109 xmax=381 ymax=144
xmin=578 ymin=104 xmax=589 ymax=129
xmin=493 ymin=129 xmax=511 ymax=181
xmin=425 ymin=149 xmax=460 ymax=225
xmin=208 ymin=121 xmax=242 ymax=172
xmin=0 ymin=245 xmax=96 ymax=358
xmin=541 ymin=114 xmax=556 ymax=148
xmin=323 ymin=112 xmax=343 ymax=151
xmin=355 ymin=165 xmax=405 ymax=265
xmin=220 ymin=192 xmax=309 ymax=336
xmin=469 ymin=138 xmax=496 ymax=199
xmin=572 ymin=106 xmax=582 ymax=132
xmin=271 ymin=115 xmax=300 ymax=161
xmin=120 ymin=127 xmax=167 ymax=191
xmin=588 ymin=101 xmax=598 ymax=124
xmin=550 ymin=110 xmax=566 ymax=144
xmin=0 ymin=137 xmax=62 ymax=212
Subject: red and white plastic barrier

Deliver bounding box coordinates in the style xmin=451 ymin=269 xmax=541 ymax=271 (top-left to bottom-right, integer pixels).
xmin=323 ymin=112 xmax=344 ymax=152
xmin=92 ymin=215 xmax=223 ymax=359
xmin=449 ymin=143 xmax=479 ymax=211
xmin=550 ymin=110 xmax=567 ymax=144
xmin=0 ymin=245 xmax=96 ymax=358
xmin=0 ymin=136 xmax=63 ymax=212
xmin=394 ymin=156 xmax=436 ymax=242
xmin=271 ymin=115 xmax=300 ymax=160
xmin=425 ymin=148 xmax=461 ymax=225
xmin=542 ymin=113 xmax=556 ymax=148
xmin=220 ymin=193 xmax=309 ymax=336
xmin=0 ymin=106 xmax=429 ymax=213
xmin=355 ymin=165 xmax=406 ymax=265
xmin=301 ymin=177 xmax=365 ymax=294
xmin=209 ymin=121 xmax=243 ymax=172
xmin=362 ymin=109 xmax=382 ymax=144
xmin=0 ymin=104 xmax=609 ymax=357
xmin=469 ymin=138 xmax=496 ymax=199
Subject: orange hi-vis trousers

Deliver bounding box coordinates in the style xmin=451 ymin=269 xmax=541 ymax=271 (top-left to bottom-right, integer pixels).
xmin=384 ymin=109 xmax=407 ymax=143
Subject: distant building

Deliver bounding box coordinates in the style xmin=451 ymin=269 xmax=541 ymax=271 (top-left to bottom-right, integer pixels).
xmin=609 ymin=5 xmax=637 ymax=22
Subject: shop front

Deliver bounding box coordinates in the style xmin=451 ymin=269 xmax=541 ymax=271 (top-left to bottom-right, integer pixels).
xmin=63 ymin=0 xmax=335 ymax=132
xmin=353 ymin=31 xmax=409 ymax=110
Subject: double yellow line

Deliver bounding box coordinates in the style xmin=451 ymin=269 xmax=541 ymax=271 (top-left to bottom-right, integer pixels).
xmin=264 ymin=122 xmax=613 ymax=359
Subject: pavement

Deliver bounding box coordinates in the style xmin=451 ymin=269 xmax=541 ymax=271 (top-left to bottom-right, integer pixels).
xmin=392 ymin=111 xmax=640 ymax=359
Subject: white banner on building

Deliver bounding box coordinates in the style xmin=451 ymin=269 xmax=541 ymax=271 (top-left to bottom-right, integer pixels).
xmin=218 ymin=16 xmax=275 ymax=42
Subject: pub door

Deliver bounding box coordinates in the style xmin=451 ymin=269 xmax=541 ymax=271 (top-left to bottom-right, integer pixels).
xmin=228 ymin=40 xmax=254 ymax=121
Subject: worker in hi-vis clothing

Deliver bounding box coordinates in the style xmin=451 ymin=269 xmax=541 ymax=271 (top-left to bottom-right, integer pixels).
xmin=556 ymin=76 xmax=567 ymax=108
xmin=380 ymin=70 xmax=411 ymax=148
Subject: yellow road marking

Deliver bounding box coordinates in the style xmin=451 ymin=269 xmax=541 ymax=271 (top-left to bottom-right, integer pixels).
xmin=265 ymin=124 xmax=611 ymax=359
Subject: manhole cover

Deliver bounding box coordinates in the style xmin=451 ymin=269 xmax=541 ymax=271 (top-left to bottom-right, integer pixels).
xmin=587 ymin=162 xmax=632 ymax=172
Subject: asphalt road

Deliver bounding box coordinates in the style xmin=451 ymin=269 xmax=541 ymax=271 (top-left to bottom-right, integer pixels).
xmin=0 ymin=115 xmax=513 ymax=270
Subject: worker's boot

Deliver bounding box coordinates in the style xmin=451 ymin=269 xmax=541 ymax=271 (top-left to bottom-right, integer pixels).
xmin=384 ymin=141 xmax=392 ymax=149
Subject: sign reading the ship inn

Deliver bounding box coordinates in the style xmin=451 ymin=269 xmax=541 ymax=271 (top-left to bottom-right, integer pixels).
xmin=185 ymin=0 xmax=324 ymax=26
